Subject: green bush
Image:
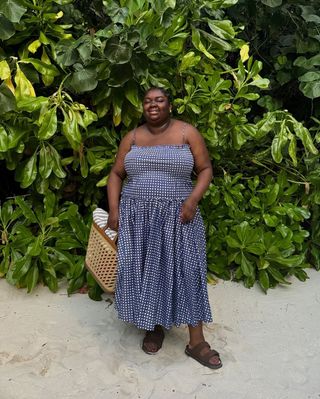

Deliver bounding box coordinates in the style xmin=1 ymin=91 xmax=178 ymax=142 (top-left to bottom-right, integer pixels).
xmin=0 ymin=0 xmax=319 ymax=295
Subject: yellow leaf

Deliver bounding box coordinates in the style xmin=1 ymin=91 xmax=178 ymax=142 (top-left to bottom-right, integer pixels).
xmin=198 ymin=42 xmax=215 ymax=60
xmin=0 ymin=60 xmax=11 ymax=80
xmin=113 ymin=112 xmax=122 ymax=126
xmin=28 ymin=39 xmax=42 ymax=54
xmin=41 ymin=48 xmax=51 ymax=65
xmin=207 ymin=273 xmax=217 ymax=285
xmin=41 ymin=48 xmax=54 ymax=86
xmin=240 ymin=44 xmax=250 ymax=62
xmin=5 ymin=78 xmax=15 ymax=94
xmin=14 ymin=66 xmax=36 ymax=99
xmin=56 ymin=11 xmax=63 ymax=19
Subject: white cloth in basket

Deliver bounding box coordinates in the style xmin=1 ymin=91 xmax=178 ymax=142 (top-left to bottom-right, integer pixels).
xmin=93 ymin=208 xmax=117 ymax=240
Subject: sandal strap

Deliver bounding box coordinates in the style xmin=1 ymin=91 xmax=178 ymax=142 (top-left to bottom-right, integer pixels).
xmin=188 ymin=341 xmax=220 ymax=362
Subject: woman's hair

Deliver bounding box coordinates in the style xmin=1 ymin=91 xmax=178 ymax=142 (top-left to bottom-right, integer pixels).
xmin=144 ymin=87 xmax=171 ymax=103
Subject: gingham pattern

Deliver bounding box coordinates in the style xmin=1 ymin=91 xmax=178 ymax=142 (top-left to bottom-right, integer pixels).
xmin=115 ymin=144 xmax=212 ymax=330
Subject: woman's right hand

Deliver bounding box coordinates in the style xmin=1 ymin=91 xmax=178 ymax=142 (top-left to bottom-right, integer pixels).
xmin=107 ymin=210 xmax=119 ymax=231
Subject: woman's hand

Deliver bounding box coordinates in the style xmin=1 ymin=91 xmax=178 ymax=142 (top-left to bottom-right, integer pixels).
xmin=180 ymin=197 xmax=198 ymax=224
xmin=107 ymin=209 xmax=119 ymax=231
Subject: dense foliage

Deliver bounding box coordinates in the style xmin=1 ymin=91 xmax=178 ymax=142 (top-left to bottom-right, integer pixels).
xmin=0 ymin=0 xmax=319 ymax=297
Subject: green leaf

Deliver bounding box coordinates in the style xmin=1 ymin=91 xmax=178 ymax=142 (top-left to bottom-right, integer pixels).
xmin=69 ymin=68 xmax=98 ymax=93
xmin=53 ymin=0 xmax=73 ymax=4
xmin=235 ymin=221 xmax=253 ymax=245
xmin=207 ymin=20 xmax=235 ymax=41
xmin=265 ymin=183 xmax=279 ymax=206
xmin=299 ymin=71 xmax=320 ymax=83
xmin=12 ymin=256 xmax=31 ymax=281
xmin=267 ymin=266 xmax=291 ymax=285
xmin=240 ymin=252 xmax=255 ymax=277
xmin=248 ymin=78 xmax=269 ymax=89
xmin=0 ymin=125 xmax=9 ymax=151
xmin=0 ymin=15 xmax=15 ymax=40
xmin=56 ymin=41 xmax=79 ymax=66
xmin=288 ymin=135 xmax=297 ymax=166
xmin=26 ymin=265 xmax=39 ymax=293
xmin=20 ymin=58 xmax=60 ymax=77
xmin=17 ymin=96 xmax=48 ymax=112
xmin=259 ymin=270 xmax=269 ymax=293
xmin=108 ymin=63 xmax=132 ymax=87
xmin=0 ymin=82 xmax=16 ymax=114
xmin=293 ymin=121 xmax=318 ymax=154
xmin=151 ymin=0 xmax=176 ymax=15
xmin=268 ymin=254 xmax=305 ymax=267
xmin=271 ymin=123 xmax=287 ymax=163
xmin=0 ymin=0 xmax=27 ymax=23
xmin=299 ymin=81 xmax=320 ymax=99
xmin=261 ymin=0 xmax=282 ymax=7
xmin=15 ymin=197 xmax=37 ymax=222
xmin=104 ymin=37 xmax=132 ymax=64
xmin=125 ymin=81 xmax=140 ymax=107
xmin=82 ymin=109 xmax=98 ymax=128
xmin=43 ymin=271 xmax=58 ymax=292
xmin=27 ymin=235 xmax=43 ymax=256
xmin=62 ymin=110 xmax=82 ymax=150
xmin=21 ymin=152 xmax=37 ymax=188
xmin=88 ymin=282 xmax=104 ymax=301
xmin=39 ymin=145 xmax=53 ymax=179
xmin=179 ymin=51 xmax=201 ymax=73
xmin=191 ymin=29 xmax=215 ymax=60
xmin=300 ymin=6 xmax=320 ymax=24
xmin=263 ymin=214 xmax=279 ymax=227
xmin=246 ymin=243 xmax=265 ymax=255
xmin=38 ymin=107 xmax=57 ymax=140
xmin=44 ymin=190 xmax=56 ymax=218
xmin=56 ymin=238 xmax=82 ymax=250
xmin=226 ymin=235 xmax=241 ymax=249
xmin=49 ymin=145 xmax=67 ymax=178
xmin=80 ymin=153 xmax=88 ymax=178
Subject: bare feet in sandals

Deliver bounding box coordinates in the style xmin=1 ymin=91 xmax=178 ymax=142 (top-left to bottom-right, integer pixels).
xmin=185 ymin=341 xmax=222 ymax=369
xmin=142 ymin=325 xmax=165 ymax=354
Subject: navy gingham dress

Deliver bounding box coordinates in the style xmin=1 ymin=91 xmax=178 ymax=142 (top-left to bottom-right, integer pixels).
xmin=115 ymin=143 xmax=212 ymax=330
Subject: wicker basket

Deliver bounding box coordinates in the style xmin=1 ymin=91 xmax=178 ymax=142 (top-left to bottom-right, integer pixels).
xmin=85 ymin=210 xmax=117 ymax=294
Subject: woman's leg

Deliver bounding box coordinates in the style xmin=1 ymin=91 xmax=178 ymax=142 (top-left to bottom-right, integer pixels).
xmin=187 ymin=323 xmax=222 ymax=368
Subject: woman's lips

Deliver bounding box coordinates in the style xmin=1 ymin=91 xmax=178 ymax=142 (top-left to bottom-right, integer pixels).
xmin=148 ymin=109 xmax=159 ymax=115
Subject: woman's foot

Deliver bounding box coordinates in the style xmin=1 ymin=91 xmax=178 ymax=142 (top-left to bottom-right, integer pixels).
xmin=142 ymin=325 xmax=165 ymax=355
xmin=185 ymin=341 xmax=222 ymax=369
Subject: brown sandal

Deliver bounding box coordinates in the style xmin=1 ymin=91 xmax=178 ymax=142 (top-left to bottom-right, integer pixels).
xmin=185 ymin=341 xmax=222 ymax=369
xmin=142 ymin=326 xmax=165 ymax=355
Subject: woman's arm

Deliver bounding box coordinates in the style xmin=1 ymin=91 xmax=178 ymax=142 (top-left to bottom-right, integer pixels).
xmin=107 ymin=133 xmax=132 ymax=230
xmin=180 ymin=125 xmax=213 ymax=224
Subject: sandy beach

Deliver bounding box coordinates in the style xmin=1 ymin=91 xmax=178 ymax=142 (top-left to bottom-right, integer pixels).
xmin=1 ymin=269 xmax=320 ymax=399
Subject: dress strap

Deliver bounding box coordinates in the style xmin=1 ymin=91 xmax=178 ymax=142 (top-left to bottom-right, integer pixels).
xmin=182 ymin=123 xmax=188 ymax=144
xmin=132 ymin=128 xmax=137 ymax=145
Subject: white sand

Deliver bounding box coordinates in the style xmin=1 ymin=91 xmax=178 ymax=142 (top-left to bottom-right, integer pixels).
xmin=1 ymin=269 xmax=320 ymax=399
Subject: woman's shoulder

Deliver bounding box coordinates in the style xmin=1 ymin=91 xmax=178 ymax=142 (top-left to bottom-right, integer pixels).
xmin=172 ymin=119 xmax=197 ymax=132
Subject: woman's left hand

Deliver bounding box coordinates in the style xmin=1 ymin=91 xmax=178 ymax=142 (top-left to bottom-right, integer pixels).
xmin=180 ymin=197 xmax=198 ymax=224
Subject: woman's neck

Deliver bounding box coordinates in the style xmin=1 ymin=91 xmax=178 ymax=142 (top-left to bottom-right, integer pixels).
xmin=146 ymin=118 xmax=171 ymax=135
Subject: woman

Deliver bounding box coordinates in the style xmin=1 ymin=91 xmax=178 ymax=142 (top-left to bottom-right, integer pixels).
xmin=107 ymin=87 xmax=222 ymax=369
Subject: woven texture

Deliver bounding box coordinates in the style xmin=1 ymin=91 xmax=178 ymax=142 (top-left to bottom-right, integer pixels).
xmin=85 ymin=214 xmax=117 ymax=293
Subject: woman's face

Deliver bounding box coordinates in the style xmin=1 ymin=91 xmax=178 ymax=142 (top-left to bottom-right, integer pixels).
xmin=143 ymin=89 xmax=171 ymax=124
